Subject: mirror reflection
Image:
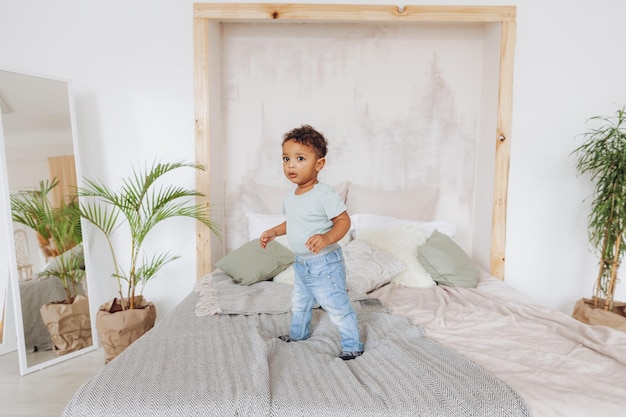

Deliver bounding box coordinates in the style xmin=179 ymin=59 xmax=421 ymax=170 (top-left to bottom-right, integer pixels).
xmin=0 ymin=279 xmax=5 ymax=346
xmin=0 ymin=69 xmax=94 ymax=373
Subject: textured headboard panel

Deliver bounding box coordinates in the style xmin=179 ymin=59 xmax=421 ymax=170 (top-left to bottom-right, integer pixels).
xmin=193 ymin=4 xmax=516 ymax=279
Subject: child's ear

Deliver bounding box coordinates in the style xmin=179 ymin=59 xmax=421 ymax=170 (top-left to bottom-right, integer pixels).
xmin=315 ymin=157 xmax=326 ymax=172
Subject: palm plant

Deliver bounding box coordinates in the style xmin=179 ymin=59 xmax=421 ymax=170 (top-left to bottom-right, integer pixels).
xmin=10 ymin=179 xmax=84 ymax=304
xmin=573 ymin=107 xmax=626 ymax=312
xmin=77 ymin=160 xmax=219 ymax=310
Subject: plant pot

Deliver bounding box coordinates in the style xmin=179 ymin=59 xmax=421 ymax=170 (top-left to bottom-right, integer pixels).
xmin=572 ymin=298 xmax=626 ymax=333
xmin=39 ymin=295 xmax=92 ymax=355
xmin=96 ymin=295 xmax=157 ymax=363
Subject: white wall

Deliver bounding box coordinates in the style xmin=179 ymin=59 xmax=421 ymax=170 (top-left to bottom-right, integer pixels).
xmin=1 ymin=0 xmax=625 ymax=317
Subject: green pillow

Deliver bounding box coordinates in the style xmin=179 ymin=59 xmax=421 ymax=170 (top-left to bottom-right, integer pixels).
xmin=215 ymin=239 xmax=294 ymax=286
xmin=417 ymin=230 xmax=480 ymax=288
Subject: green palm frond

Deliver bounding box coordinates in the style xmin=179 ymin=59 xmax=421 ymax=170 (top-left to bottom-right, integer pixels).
xmin=572 ymin=107 xmax=626 ymax=311
xmin=135 ymin=252 xmax=181 ymax=290
xmin=77 ymin=160 xmax=220 ymax=309
xmin=10 ymin=179 xmax=83 ymax=304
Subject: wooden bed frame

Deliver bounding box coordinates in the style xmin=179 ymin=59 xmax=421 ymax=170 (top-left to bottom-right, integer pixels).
xmin=192 ymin=3 xmax=516 ymax=279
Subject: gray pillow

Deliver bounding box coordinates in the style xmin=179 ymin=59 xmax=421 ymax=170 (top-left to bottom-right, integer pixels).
xmin=272 ymin=240 xmax=405 ymax=295
xmin=343 ymin=240 xmax=405 ymax=294
xmin=417 ymin=230 xmax=480 ymax=288
xmin=216 ymin=240 xmax=294 ymax=286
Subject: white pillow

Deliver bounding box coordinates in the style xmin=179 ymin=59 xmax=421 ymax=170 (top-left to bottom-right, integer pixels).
xmin=273 ymin=265 xmax=295 ymax=285
xmin=354 ymin=224 xmax=435 ymax=288
xmin=42 ymin=243 xmax=85 ymax=274
xmin=346 ymin=184 xmax=439 ymax=220
xmin=272 ymin=240 xmax=405 ymax=294
xmin=255 ymin=181 xmax=350 ymax=214
xmin=246 ymin=212 xmax=351 ymax=248
xmin=350 ymin=213 xmax=457 ymax=238
xmin=246 ymin=212 xmax=285 ymax=241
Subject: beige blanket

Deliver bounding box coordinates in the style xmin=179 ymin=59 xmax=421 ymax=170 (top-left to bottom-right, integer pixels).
xmin=370 ymin=276 xmax=626 ymax=417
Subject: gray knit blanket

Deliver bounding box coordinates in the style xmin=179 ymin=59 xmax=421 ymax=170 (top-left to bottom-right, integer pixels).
xmin=62 ymin=272 xmax=530 ymax=417
xmin=193 ymin=270 xmax=370 ymax=316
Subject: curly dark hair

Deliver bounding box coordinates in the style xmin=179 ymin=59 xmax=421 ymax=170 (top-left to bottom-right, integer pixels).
xmin=282 ymin=124 xmax=328 ymax=159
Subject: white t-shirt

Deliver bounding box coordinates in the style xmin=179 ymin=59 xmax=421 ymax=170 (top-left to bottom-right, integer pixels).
xmin=283 ymin=183 xmax=346 ymax=255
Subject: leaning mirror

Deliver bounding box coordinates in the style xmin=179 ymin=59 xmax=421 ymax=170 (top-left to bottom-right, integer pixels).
xmin=0 ymin=69 xmax=96 ymax=375
xmin=0 ymin=228 xmax=7 ymax=348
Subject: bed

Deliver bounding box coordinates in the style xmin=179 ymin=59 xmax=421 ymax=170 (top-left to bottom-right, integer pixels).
xmin=60 ymin=210 xmax=626 ymax=417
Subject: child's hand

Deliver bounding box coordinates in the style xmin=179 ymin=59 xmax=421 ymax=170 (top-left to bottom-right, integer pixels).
xmin=306 ymin=234 xmax=331 ymax=254
xmin=260 ymin=229 xmax=276 ymax=249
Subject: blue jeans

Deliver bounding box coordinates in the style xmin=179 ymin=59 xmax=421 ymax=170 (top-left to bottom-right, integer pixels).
xmin=290 ymin=246 xmax=364 ymax=353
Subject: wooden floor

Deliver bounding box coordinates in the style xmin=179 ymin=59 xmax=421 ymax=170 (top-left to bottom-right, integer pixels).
xmin=0 ymin=348 xmax=104 ymax=417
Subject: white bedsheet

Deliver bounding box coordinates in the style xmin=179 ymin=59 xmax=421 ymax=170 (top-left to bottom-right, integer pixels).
xmin=370 ymin=274 xmax=626 ymax=417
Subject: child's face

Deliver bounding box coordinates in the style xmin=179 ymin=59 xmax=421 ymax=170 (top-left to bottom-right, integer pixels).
xmin=282 ymin=139 xmax=325 ymax=189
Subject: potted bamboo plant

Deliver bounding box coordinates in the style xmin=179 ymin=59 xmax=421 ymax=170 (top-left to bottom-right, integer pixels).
xmin=10 ymin=179 xmax=91 ymax=355
xmin=78 ymin=160 xmax=219 ymax=362
xmin=572 ymin=106 xmax=626 ymax=332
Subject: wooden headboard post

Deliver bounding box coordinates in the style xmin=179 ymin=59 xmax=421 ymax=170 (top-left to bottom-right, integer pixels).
xmin=193 ymin=3 xmax=516 ymax=280
xmin=491 ymin=19 xmax=516 ymax=279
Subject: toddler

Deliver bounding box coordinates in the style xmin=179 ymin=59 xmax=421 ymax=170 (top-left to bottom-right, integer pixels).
xmin=260 ymin=125 xmax=364 ymax=360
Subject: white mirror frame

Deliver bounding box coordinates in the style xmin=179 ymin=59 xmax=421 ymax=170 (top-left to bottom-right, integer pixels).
xmin=0 ymin=68 xmax=97 ymax=375
xmin=0 ymin=133 xmax=17 ymax=356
